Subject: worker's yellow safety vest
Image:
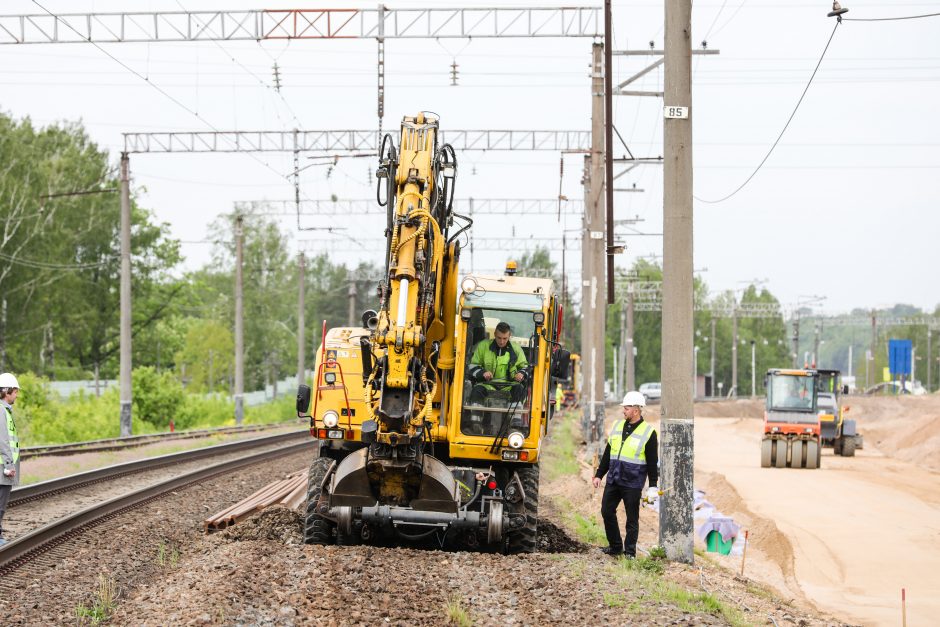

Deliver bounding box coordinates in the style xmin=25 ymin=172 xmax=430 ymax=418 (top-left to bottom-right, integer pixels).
xmin=3 ymin=406 xmax=18 ymax=465
xmin=606 ymin=419 xmax=654 ymax=488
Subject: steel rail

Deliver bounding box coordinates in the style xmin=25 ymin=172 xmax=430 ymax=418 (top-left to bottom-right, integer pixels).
xmin=0 ymin=440 xmax=314 ymax=575
xmin=10 ymin=430 xmax=309 ymax=507
xmin=19 ymin=420 xmax=299 ymax=460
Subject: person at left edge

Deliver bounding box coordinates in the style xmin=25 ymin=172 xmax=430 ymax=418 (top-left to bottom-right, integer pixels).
xmin=0 ymin=372 xmax=21 ymax=547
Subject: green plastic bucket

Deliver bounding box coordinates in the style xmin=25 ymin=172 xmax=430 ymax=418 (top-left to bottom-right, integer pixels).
xmin=705 ymin=530 xmax=733 ymax=555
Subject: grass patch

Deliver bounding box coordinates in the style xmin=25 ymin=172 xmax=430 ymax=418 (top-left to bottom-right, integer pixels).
xmin=552 ymin=496 xmax=607 ymax=545
xmin=157 ymin=539 xmax=179 ymax=568
xmin=603 ymin=592 xmax=626 ymax=607
xmin=620 ymin=556 xmax=665 ymax=576
xmin=604 ymin=557 xmax=750 ymax=627
xmin=445 ymin=594 xmax=473 ymax=627
xmin=75 ymin=574 xmax=117 ymax=626
xmin=542 ymin=410 xmax=580 ymax=480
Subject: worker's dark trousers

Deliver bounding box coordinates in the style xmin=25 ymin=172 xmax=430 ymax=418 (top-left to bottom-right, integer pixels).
xmin=0 ymin=484 xmax=11 ymax=537
xmin=600 ymin=482 xmax=642 ymax=556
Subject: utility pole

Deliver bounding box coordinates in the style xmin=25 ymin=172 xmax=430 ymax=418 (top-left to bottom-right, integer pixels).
xmin=927 ymin=328 xmax=933 ymax=393
xmin=581 ymin=42 xmax=607 ymax=447
xmin=234 ymin=213 xmax=245 ymax=425
xmin=868 ymin=310 xmax=876 ymax=389
xmin=814 ymin=322 xmax=821 ymax=368
xmin=119 ymin=152 xmax=133 ymax=437
xmin=750 ymin=340 xmax=756 ymax=398
xmin=625 ymin=284 xmax=636 ymax=391
xmin=660 ymin=0 xmax=694 ymax=564
xmin=208 ymin=350 xmax=215 ymax=393
xmin=709 ymin=317 xmax=716 ymax=396
xmin=297 ymin=253 xmax=306 ymax=388
xmin=604 ymin=0 xmax=615 ymax=304
xmin=731 ymin=305 xmax=738 ymax=397
xmin=348 ymin=281 xmax=357 ymax=326
xmin=791 ymin=316 xmax=800 ymax=369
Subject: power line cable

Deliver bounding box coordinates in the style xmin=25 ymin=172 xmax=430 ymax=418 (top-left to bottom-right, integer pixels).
xmin=0 ymin=250 xmax=116 ymax=270
xmin=844 ymin=11 xmax=940 ymax=21
xmin=695 ymin=21 xmax=840 ymax=204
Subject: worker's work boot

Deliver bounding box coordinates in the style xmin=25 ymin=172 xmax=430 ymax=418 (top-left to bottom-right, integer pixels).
xmin=600 ymin=546 xmax=623 ymax=557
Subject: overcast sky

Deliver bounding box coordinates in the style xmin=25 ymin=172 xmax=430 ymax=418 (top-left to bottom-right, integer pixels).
xmin=2 ymin=0 xmax=938 ymax=314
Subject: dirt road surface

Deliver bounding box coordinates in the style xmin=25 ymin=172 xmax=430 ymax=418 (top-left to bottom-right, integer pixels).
xmin=689 ymin=396 xmax=940 ymax=626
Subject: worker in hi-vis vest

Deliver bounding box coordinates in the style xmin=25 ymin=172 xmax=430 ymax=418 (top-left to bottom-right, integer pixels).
xmin=592 ymin=390 xmax=659 ymax=558
xmin=0 ymin=372 xmax=21 ymax=547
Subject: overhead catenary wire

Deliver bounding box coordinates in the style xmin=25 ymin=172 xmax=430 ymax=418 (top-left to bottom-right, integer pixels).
xmin=844 ymin=11 xmax=940 ymax=22
xmin=173 ymin=0 xmax=303 ymax=129
xmin=28 ymin=0 xmax=291 ymax=189
xmin=694 ymin=20 xmax=841 ymax=205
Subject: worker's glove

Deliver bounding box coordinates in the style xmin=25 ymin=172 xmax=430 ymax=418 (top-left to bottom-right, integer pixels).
xmin=3 ymin=468 xmax=14 ymax=477
xmin=644 ymin=487 xmax=659 ymax=503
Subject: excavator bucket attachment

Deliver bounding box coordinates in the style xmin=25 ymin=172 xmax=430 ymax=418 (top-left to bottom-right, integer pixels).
xmin=329 ymin=448 xmax=460 ymax=513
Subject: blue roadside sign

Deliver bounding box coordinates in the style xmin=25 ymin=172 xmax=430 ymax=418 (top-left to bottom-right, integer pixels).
xmin=888 ymin=339 xmax=912 ymax=376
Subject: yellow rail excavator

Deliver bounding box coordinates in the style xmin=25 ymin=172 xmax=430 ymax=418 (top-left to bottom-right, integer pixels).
xmin=296 ymin=113 xmax=570 ymax=552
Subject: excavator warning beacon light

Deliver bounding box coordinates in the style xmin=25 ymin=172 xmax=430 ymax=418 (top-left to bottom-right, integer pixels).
xmin=505 ymin=261 xmax=518 ymax=276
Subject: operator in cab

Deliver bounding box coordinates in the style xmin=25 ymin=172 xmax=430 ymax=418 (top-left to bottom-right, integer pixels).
xmin=467 ymin=321 xmax=529 ymax=406
xmin=592 ymin=390 xmax=659 ymax=558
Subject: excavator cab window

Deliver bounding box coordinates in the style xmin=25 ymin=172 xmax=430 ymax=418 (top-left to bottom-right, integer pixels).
xmin=460 ymin=308 xmax=536 ymax=438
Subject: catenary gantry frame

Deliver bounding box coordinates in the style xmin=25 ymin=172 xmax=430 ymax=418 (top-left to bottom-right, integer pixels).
xmin=0 ymin=4 xmax=605 ymax=434
xmin=0 ymin=7 xmax=601 ymax=43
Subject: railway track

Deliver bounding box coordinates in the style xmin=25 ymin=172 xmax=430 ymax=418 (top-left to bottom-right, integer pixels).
xmin=19 ymin=420 xmax=301 ymax=460
xmin=0 ymin=438 xmax=314 ymax=576
xmin=10 ymin=429 xmax=309 ymax=507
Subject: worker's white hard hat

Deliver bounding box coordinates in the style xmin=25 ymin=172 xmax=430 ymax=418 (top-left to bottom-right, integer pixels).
xmin=0 ymin=372 xmax=19 ymax=389
xmin=620 ymin=390 xmax=646 ymax=407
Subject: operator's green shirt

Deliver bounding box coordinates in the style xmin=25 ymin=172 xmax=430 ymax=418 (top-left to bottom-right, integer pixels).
xmin=470 ymin=338 xmax=528 ymax=382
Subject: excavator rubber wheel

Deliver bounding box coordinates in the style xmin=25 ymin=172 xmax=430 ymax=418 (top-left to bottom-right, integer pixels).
xmin=504 ymin=465 xmax=539 ymax=555
xmin=805 ymin=441 xmax=819 ymax=469
xmin=773 ymin=440 xmax=787 ymax=469
xmin=304 ymin=457 xmax=337 ymax=545
xmin=841 ymin=436 xmax=856 ymax=457
xmin=833 ymin=436 xmax=844 ymax=456
xmin=760 ymin=439 xmax=772 ymax=468
xmin=791 ymin=440 xmax=805 ymax=469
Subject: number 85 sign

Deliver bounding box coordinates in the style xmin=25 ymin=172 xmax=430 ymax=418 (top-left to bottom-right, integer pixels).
xmin=663 ymin=106 xmax=689 ymax=119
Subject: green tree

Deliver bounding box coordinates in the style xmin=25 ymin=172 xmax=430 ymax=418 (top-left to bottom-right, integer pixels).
xmin=174 ymin=320 xmax=234 ymax=392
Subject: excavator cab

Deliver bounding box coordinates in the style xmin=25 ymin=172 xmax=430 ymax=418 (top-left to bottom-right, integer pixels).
xmin=459 ymin=309 xmax=537 ymax=438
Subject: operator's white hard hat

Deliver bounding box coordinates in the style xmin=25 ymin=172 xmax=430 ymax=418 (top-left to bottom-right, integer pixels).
xmin=0 ymin=372 xmax=19 ymax=389
xmin=620 ymin=390 xmax=646 ymax=407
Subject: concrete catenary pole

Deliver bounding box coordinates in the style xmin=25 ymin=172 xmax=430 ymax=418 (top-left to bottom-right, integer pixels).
xmin=603 ymin=0 xmax=615 ymax=304
xmin=792 ymin=316 xmax=800 ymax=369
xmin=709 ymin=317 xmax=716 ymax=396
xmin=813 ymin=322 xmax=821 ymax=368
xmin=297 ymin=253 xmax=306 ymax=388
xmin=660 ymin=0 xmax=695 ymax=564
xmin=731 ymin=304 xmax=738 ymax=397
xmin=869 ymin=310 xmax=876 ymax=389
xmin=581 ymin=42 xmax=607 ymax=446
xmin=927 ymin=328 xmax=932 ymax=393
xmin=625 ymin=284 xmax=636 ymax=391
xmin=234 ymin=213 xmax=245 ymax=425
xmin=119 ymin=152 xmax=133 ymax=437
xmin=348 ymin=281 xmax=357 ymax=326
